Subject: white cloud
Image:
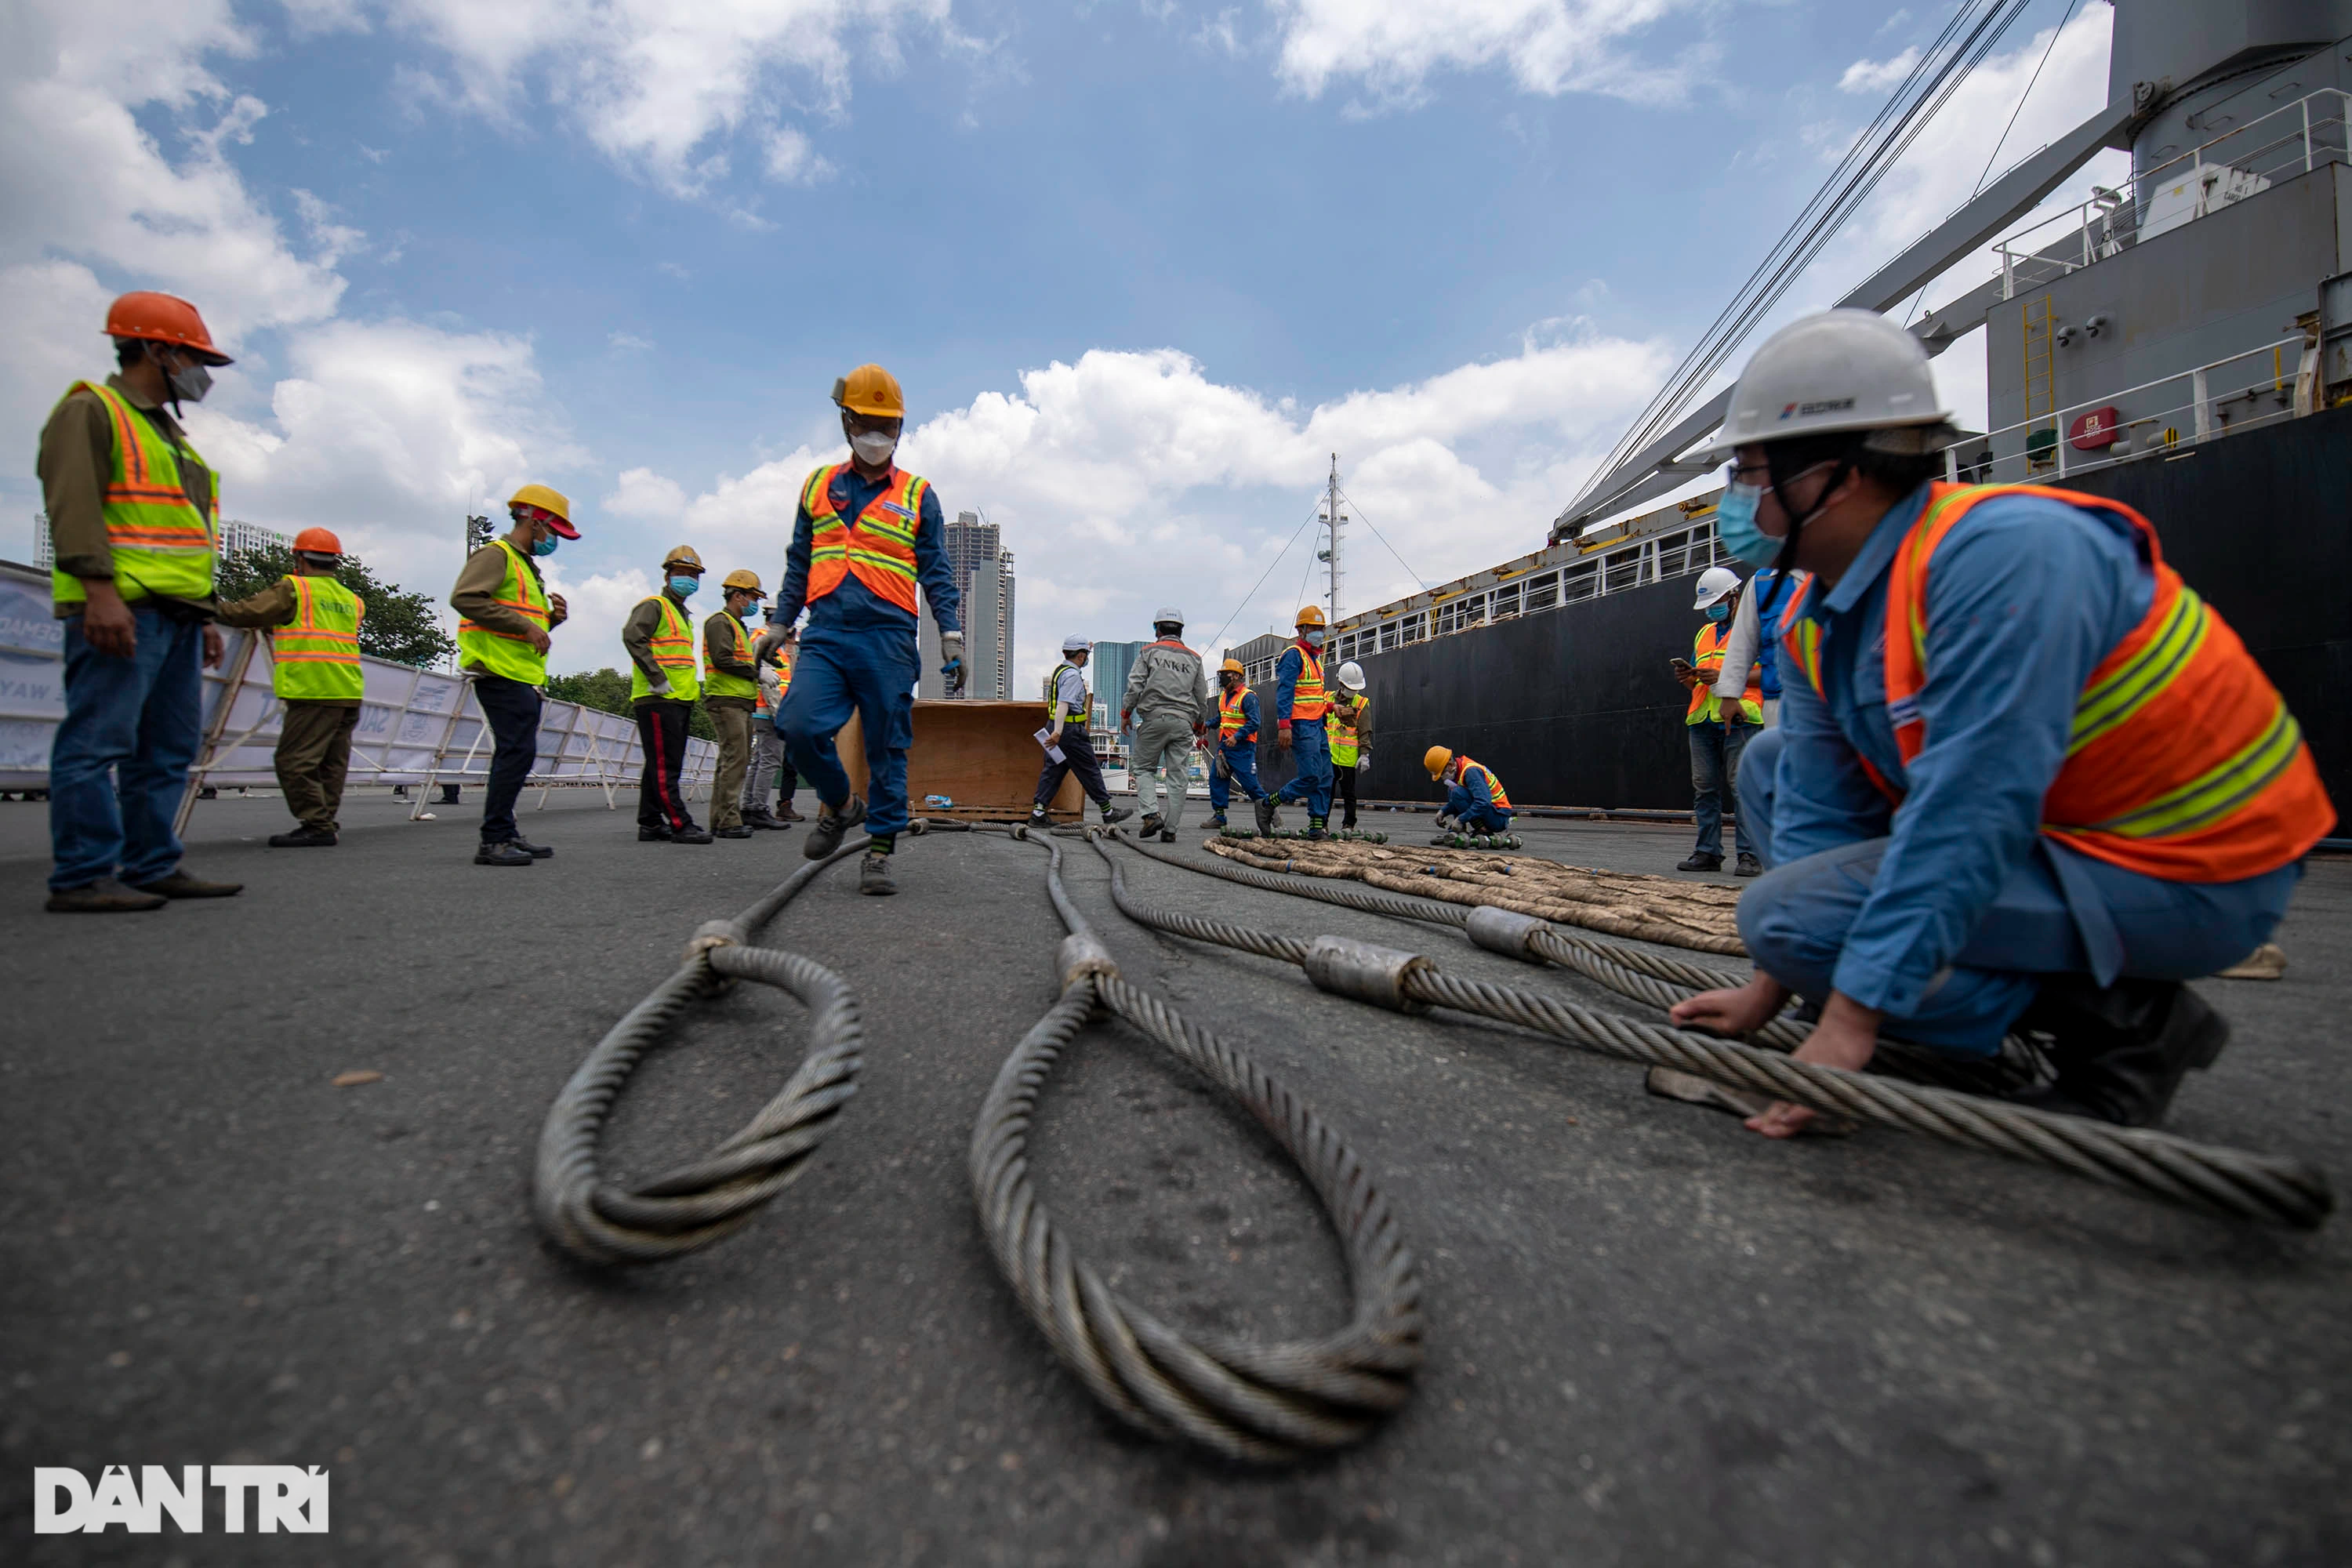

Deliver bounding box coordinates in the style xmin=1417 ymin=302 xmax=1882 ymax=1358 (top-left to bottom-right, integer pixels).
xmin=762 ymin=125 xmax=833 ymax=184
xmin=1838 ymin=46 xmax=1919 ymax=96
xmin=608 ymin=331 xmax=656 ymax=351
xmin=1269 ymin=0 xmax=1705 ymax=107
xmin=604 ymin=466 xmax=688 ymax=519
xmin=292 ymin=188 xmax=367 ymax=265
xmin=540 ymin=566 xmax=656 ymax=672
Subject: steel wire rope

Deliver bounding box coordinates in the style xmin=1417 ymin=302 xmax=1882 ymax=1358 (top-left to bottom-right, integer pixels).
xmin=1098 ymin=836 xmax=2332 ymax=1229
xmin=1205 ymin=494 xmax=1330 ymax=655
xmin=1330 ymin=485 xmax=1428 ymax=593
xmin=533 ymin=838 xmax=875 ymax=1265
xmin=968 ymin=829 xmax=1425 ymax=1463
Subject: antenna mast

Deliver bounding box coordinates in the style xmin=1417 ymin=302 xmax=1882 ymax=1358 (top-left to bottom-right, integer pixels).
xmin=1320 ymin=453 xmax=1345 ymax=630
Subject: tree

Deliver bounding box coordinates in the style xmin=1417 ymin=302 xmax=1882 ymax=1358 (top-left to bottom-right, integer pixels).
xmin=217 ymin=543 xmax=457 ymax=668
xmin=546 ymin=666 xmax=716 ymax=741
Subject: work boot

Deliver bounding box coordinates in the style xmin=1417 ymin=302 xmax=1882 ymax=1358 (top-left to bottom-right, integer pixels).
xmin=803 ymin=796 xmax=866 ymax=859
xmin=780 ymin=804 xmax=808 ymax=822
xmin=1160 ymin=828 xmax=1178 ymax=844
xmin=45 ymin=877 xmax=168 ymax=913
xmin=858 ymin=849 xmax=898 ymax=896
xmin=1306 ymin=818 xmax=1328 ymax=841
xmin=1100 ymin=803 xmax=1132 ymax=825
xmin=743 ymin=808 xmax=786 ymax=831
xmin=671 ymin=823 xmax=714 ymax=845
xmin=1676 ymin=851 xmax=1723 ymax=873
xmin=1207 ymin=813 xmax=1228 ymax=829
xmin=1735 ymin=851 xmax=1762 ymax=877
xmin=716 ymin=825 xmax=755 ymax=839
xmin=126 ymin=869 xmax=242 ymax=898
xmin=638 ymin=825 xmax=673 ymax=842
xmin=1138 ymin=812 xmax=1163 ymax=837
xmin=475 ymin=840 xmax=535 ymax=867
xmin=1029 ymin=804 xmax=1050 ymax=828
xmin=2004 ymin=976 xmax=2230 ymax=1127
xmin=510 ymin=836 xmax=555 ymax=858
xmin=269 ymin=827 xmax=338 ymax=848
xmin=1255 ymin=798 xmax=1279 ymax=835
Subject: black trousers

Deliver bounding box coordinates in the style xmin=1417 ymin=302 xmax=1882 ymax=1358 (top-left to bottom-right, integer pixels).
xmin=1032 ymin=723 xmax=1109 ymax=809
xmin=1335 ymin=762 xmax=1359 ymax=826
xmin=635 ymin=699 xmax=696 ymax=829
xmin=474 ymin=675 xmax=541 ymax=844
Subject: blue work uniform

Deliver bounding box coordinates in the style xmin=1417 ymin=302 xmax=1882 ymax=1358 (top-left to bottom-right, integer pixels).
xmin=1208 ymin=688 xmax=1265 ymax=815
xmin=1272 ymin=644 xmax=1334 ymax=819
xmin=1737 ymin=484 xmax=2301 ymax=1054
xmin=1446 ymin=768 xmax=1512 ymax=834
xmin=771 ymin=464 xmax=960 ymax=840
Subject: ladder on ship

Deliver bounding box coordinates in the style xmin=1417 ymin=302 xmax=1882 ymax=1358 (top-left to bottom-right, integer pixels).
xmin=2023 ymin=294 xmax=2056 ymax=472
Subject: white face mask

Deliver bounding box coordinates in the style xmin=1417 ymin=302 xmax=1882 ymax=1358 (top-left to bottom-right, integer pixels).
xmin=850 ymin=430 xmax=898 ymax=466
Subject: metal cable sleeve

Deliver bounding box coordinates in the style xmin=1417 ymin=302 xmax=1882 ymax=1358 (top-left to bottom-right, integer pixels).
xmin=533 ymin=840 xmax=872 ymax=1265
xmin=967 ymin=833 xmax=1425 ymax=1462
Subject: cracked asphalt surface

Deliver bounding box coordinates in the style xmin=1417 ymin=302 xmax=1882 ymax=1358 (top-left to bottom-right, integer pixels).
xmin=2 ymin=791 xmax=2347 ymax=1565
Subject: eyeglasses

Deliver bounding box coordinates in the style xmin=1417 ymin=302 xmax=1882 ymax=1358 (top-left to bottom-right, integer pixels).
xmin=1722 ymin=460 xmax=1772 ymax=483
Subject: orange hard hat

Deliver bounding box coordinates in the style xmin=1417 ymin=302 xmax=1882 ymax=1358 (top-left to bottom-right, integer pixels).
xmin=1294 ymin=604 xmax=1327 ymax=629
xmin=292 ymin=527 xmax=343 ymax=555
xmin=832 ymin=364 xmax=904 ymax=419
xmin=103 ymin=292 xmax=232 ymax=365
xmin=1220 ymin=658 xmax=1245 ymax=675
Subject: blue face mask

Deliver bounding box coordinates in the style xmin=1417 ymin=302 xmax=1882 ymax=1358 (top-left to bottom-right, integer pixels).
xmin=1303 ymin=630 xmax=1325 ymax=649
xmin=1713 ymin=480 xmax=1784 ymax=567
xmin=530 ymin=532 xmax=559 ymax=557
xmin=668 ymin=575 xmax=699 ymax=598
xmin=1706 ymin=602 xmax=1730 ymax=622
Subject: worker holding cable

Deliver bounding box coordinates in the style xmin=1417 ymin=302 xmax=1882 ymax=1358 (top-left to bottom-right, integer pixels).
xmin=1668 ymin=310 xmax=2332 ymax=1134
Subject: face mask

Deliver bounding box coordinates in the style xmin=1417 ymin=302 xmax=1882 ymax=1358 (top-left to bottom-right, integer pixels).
xmin=850 ymin=430 xmax=898 ymax=466
xmin=1706 ymin=602 xmax=1730 ymax=622
xmin=1303 ymin=630 xmax=1325 ymax=649
xmin=1713 ymin=480 xmax=1784 ymax=567
xmin=530 ymin=532 xmax=559 ymax=557
xmin=668 ymin=575 xmax=699 ymax=597
xmin=166 ymin=358 xmax=213 ymax=405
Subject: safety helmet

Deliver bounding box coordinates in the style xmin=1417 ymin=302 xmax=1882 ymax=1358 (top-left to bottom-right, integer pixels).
xmin=721 ymin=568 xmax=764 ymax=594
xmin=1294 ymin=604 xmax=1327 ymax=630
xmin=292 ymin=526 xmax=343 ymax=556
xmin=1152 ymin=606 xmax=1185 ymax=627
xmin=103 ymin=291 xmax=233 ymax=365
xmin=833 ymin=364 xmax=905 ymax=419
xmin=1693 ymin=566 xmax=1741 ymax=611
xmin=1219 ymin=658 xmax=1245 ymax=676
xmin=507 ymin=483 xmax=579 ymax=538
xmin=1424 ymin=746 xmax=1454 ymax=781
xmin=1337 ymin=660 xmax=1366 ymax=691
xmin=1062 ymin=634 xmax=1091 ymax=653
xmin=662 ymin=545 xmax=705 ymax=574
xmin=1707 ymin=309 xmax=1954 ymax=459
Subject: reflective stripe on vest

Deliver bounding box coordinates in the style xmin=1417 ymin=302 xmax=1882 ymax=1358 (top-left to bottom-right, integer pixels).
xmin=801 ymin=462 xmax=928 ymax=615
xmin=1218 ymin=685 xmax=1255 ymax=743
xmin=50 ymin=381 xmax=217 ymax=607
xmin=272 ymin=575 xmax=365 ymax=701
xmin=755 ymin=651 xmax=792 ymax=715
xmin=1329 ymin=695 xmax=1365 ymax=764
xmin=1044 ymin=662 xmax=1087 ymax=726
xmin=1457 ymin=757 xmax=1511 ymax=811
xmin=1287 ymin=644 xmax=1328 ymax=720
xmin=456 ymin=539 xmax=550 ymax=684
xmin=703 ymin=611 xmax=758 ymax=701
xmin=1686 ymin=619 xmax=1762 ymax=725
xmin=630 ymin=593 xmax=701 ymax=702
xmin=1780 ymin=481 xmax=2334 ymax=880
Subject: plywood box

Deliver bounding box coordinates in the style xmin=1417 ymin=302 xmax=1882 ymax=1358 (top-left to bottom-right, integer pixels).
xmin=833 ymin=700 xmax=1083 ymax=818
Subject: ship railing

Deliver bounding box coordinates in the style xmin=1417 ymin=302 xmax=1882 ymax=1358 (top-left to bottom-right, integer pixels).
xmin=1989 ymin=88 xmax=2350 ymax=300
xmin=1933 ymin=332 xmax=2312 ymax=489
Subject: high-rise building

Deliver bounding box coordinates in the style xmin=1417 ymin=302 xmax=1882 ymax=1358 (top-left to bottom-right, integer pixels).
xmin=32 ymin=513 xmax=286 ymax=571
xmin=1083 ymin=639 xmax=1147 ymax=768
xmin=921 ymin=510 xmax=1017 ymax=699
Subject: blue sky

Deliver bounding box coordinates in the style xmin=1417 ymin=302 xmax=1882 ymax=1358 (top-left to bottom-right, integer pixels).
xmin=3 ymin=0 xmax=2123 ymax=685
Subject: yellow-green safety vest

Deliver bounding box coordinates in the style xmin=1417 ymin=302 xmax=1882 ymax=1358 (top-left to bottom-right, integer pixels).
xmin=49 ymin=381 xmax=217 ymax=608
xmin=703 ymin=610 xmax=759 ymax=701
xmin=631 ymin=593 xmax=701 ymax=702
xmin=455 ymin=539 xmax=550 ymax=684
xmin=272 ymin=575 xmax=365 ymax=701
xmin=1329 ymin=694 xmax=1367 ymax=767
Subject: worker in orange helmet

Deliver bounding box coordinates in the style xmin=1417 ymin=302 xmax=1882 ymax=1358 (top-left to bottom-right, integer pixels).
xmin=36 ymin=291 xmax=245 ymax=913
xmin=215 ymin=528 xmax=367 ymax=847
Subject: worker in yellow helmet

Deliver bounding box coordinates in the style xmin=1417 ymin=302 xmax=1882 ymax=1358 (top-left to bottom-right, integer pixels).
xmin=215 ymin=527 xmax=366 ymax=848
xmin=622 ymin=545 xmax=710 ymax=844
xmin=1425 ymin=746 xmax=1513 ymax=836
xmin=450 ymin=483 xmax=574 ymax=866
xmin=1260 ymin=604 xmax=1334 ymax=838
xmin=702 ymin=568 xmax=767 ymax=838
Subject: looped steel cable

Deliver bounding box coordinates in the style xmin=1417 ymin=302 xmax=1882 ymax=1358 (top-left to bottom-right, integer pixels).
xmin=534 ymin=841 xmax=872 ymax=1265
xmin=968 ymin=833 xmax=1424 ymax=1463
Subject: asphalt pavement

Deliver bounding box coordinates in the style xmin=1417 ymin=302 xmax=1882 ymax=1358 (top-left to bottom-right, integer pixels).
xmin=2 ymin=790 xmax=2347 ymax=1566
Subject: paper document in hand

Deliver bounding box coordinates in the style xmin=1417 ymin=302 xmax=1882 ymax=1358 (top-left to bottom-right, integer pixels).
xmin=1034 ymin=726 xmax=1066 ymax=763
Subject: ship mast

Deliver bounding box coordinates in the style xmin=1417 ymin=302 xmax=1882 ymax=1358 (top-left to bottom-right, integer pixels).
xmin=1320 ymin=453 xmax=1345 ymax=630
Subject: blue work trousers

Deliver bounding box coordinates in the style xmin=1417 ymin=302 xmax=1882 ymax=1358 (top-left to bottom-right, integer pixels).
xmin=49 ymin=605 xmax=205 ymax=891
xmin=1689 ymin=718 xmax=1755 ymax=859
xmin=1275 ymin=717 xmax=1334 ymax=819
xmin=1735 ymin=727 xmax=2301 ymax=1053
xmin=1445 ymin=787 xmax=1512 ymax=835
xmin=1207 ymin=742 xmax=1264 ymax=814
xmin=779 ymin=628 xmax=917 ymax=839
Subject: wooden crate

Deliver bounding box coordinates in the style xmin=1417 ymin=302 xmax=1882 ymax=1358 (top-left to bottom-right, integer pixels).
xmin=833 ymin=700 xmax=1083 ymax=818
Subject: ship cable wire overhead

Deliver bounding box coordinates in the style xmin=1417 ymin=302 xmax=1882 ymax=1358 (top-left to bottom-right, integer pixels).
xmin=1563 ymin=0 xmax=2036 ymax=530
xmin=1205 ymin=493 xmax=1329 ymax=653
xmin=1332 ymin=486 xmax=1429 ymax=593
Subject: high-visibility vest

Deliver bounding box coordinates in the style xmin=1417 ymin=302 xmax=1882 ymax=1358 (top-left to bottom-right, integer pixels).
xmin=455 ymin=539 xmax=550 ymax=683
xmin=1218 ymin=684 xmax=1256 ymax=745
xmin=1286 ymin=643 xmax=1329 ymax=720
xmin=1780 ymin=481 xmax=2335 ymax=881
xmin=800 ymin=462 xmax=930 ymax=615
xmin=1044 ymin=662 xmax=1087 ymax=727
xmin=755 ymin=650 xmax=793 ymax=717
xmin=271 ymin=575 xmax=365 ymax=701
xmin=1456 ymin=756 xmax=1511 ymax=810
xmin=49 ymin=381 xmax=217 ymax=608
xmin=703 ymin=611 xmax=758 ymax=700
xmin=1686 ymin=619 xmax=1762 ymax=725
xmin=630 ymin=593 xmax=701 ymax=702
xmin=1329 ymin=695 xmax=1367 ymax=766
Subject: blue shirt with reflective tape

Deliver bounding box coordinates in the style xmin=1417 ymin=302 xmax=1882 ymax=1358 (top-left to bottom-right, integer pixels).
xmin=773 ymin=463 xmax=960 ymax=642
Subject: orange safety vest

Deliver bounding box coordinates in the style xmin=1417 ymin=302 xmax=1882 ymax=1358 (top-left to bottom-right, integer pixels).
xmin=1780 ymin=481 xmax=2334 ymax=881
xmin=1686 ymin=619 xmax=1762 ymax=725
xmin=1454 ymin=756 xmax=1511 ymax=811
xmin=1286 ymin=642 xmax=1328 ymax=720
xmin=756 ymin=650 xmax=793 ymax=716
xmin=800 ymin=462 xmax=930 ymax=615
xmin=1218 ymin=684 xmax=1256 ymax=744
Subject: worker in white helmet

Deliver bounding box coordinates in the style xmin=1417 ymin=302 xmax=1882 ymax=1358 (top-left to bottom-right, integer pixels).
xmin=1675 ymin=564 xmax=1763 ymax=877
xmin=1328 ymin=660 xmax=1371 ymax=829
xmin=1120 ymin=607 xmax=1211 ymax=842
xmin=1030 ymin=635 xmax=1133 ymax=827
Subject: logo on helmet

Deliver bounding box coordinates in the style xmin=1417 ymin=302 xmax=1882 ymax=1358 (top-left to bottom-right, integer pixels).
xmin=1780 ymin=397 xmax=1857 ymax=419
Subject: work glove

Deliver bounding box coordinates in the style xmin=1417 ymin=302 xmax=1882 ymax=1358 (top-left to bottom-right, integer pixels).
xmin=939 ymin=630 xmax=966 ymax=695
xmin=650 ymin=675 xmax=673 ymax=697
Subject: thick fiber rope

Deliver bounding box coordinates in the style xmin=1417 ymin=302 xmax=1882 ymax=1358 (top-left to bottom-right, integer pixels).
xmin=1104 ymin=837 xmax=2332 ymax=1229
xmin=534 ymin=841 xmax=871 ymax=1265
xmin=969 ymin=832 xmax=1424 ymax=1463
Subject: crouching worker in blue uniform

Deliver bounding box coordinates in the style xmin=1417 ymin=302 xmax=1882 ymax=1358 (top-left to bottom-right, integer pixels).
xmin=774 ymin=364 xmax=964 ymax=897
xmin=1206 ymin=658 xmax=1265 ymax=828
xmin=1669 ymin=311 xmax=2332 ymax=1136
xmin=1425 ymin=747 xmax=1512 ymax=833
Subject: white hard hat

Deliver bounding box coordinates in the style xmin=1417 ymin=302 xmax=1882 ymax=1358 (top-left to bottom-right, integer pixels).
xmin=1152 ymin=606 xmax=1184 ymax=626
xmin=1693 ymin=566 xmax=1741 ymax=610
xmin=1337 ymin=660 xmax=1366 ymax=691
xmin=1062 ymin=634 xmax=1091 ymax=653
xmin=1707 ymin=308 xmax=1954 ymax=459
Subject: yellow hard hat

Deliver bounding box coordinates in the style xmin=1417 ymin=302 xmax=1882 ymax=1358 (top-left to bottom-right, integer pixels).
xmin=508 ymin=483 xmax=578 ymax=535
xmin=722 ymin=568 xmax=764 ymax=594
xmin=1424 ymin=746 xmax=1453 ymax=780
xmin=662 ymin=544 xmax=705 ymax=573
xmin=1294 ymin=604 xmax=1327 ymax=629
xmin=1220 ymin=658 xmax=1245 ymax=675
xmin=832 ymin=364 xmax=905 ymax=419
